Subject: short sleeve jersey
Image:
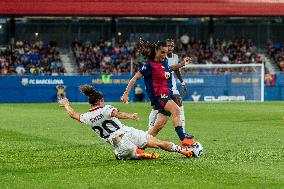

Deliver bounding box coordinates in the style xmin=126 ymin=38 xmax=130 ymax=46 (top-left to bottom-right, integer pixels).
xmin=80 ymin=105 xmax=126 ymax=144
xmin=167 ymin=53 xmax=179 ymax=68
xmin=139 ymin=59 xmax=173 ymax=102
xmin=166 ymin=53 xmax=179 ymax=89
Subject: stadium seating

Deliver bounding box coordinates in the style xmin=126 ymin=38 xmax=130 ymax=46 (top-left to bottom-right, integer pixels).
xmin=1 ymin=38 xmax=264 ymax=76
xmin=267 ymin=40 xmax=284 ymax=71
xmin=177 ymin=38 xmax=262 ymax=64
xmin=71 ymin=40 xmax=143 ymax=75
xmin=0 ymin=40 xmax=65 ymax=76
xmin=72 ymin=38 xmax=263 ymax=75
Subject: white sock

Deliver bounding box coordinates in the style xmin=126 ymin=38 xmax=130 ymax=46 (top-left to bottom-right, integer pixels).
xmin=148 ymin=109 xmax=158 ymax=129
xmin=170 ymin=143 xmax=185 ymax=153
xmin=180 ymin=106 xmax=186 ymax=132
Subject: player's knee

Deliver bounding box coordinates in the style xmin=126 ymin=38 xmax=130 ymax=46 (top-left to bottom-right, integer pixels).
xmin=172 ymin=107 xmax=180 ymax=117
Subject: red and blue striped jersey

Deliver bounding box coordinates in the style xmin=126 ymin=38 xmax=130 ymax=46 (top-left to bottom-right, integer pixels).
xmin=139 ymin=58 xmax=173 ymax=102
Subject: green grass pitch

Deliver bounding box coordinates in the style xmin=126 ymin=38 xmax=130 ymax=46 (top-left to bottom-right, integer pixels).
xmin=0 ymin=102 xmax=283 ymax=189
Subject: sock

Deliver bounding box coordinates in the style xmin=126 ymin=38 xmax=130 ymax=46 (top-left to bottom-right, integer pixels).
xmin=170 ymin=143 xmax=189 ymax=154
xmin=148 ymin=109 xmax=158 ymax=128
xmin=131 ymin=148 xmax=144 ymax=160
xmin=175 ymin=126 xmax=186 ymax=141
xmin=135 ymin=148 xmax=144 ymax=154
xmin=179 ymin=106 xmax=186 ymax=132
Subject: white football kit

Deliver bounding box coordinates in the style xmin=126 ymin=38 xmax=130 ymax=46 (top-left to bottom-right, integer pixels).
xmin=167 ymin=53 xmax=180 ymax=95
xmin=80 ymin=105 xmax=148 ymax=159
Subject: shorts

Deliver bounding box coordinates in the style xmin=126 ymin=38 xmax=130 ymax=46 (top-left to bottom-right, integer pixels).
xmin=114 ymin=126 xmax=148 ymax=160
xmin=152 ymin=94 xmax=174 ymax=117
xmin=172 ymin=87 xmax=180 ymax=95
xmin=171 ymin=77 xmax=180 ymax=95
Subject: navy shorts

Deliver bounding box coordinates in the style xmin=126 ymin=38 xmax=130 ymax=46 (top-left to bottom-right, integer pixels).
xmin=152 ymin=94 xmax=174 ymax=117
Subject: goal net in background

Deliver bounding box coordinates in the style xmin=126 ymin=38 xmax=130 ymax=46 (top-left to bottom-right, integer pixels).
xmin=180 ymin=64 xmax=264 ymax=102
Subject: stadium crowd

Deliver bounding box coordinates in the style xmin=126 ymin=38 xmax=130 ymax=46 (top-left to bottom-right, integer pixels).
xmin=267 ymin=40 xmax=284 ymax=71
xmin=0 ymin=40 xmax=65 ymax=76
xmin=178 ymin=38 xmax=261 ymax=64
xmin=0 ymin=37 xmax=266 ymax=76
xmin=72 ymin=39 xmax=139 ymax=75
xmin=72 ymin=38 xmax=263 ymax=75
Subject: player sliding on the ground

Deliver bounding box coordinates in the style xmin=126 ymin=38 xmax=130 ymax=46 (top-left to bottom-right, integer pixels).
xmin=59 ymin=85 xmax=203 ymax=160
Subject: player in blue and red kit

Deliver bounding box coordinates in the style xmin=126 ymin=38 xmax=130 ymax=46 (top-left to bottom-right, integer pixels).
xmin=121 ymin=40 xmax=197 ymax=147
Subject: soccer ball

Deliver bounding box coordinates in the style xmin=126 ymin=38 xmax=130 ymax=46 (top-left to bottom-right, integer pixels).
xmin=192 ymin=142 xmax=204 ymax=157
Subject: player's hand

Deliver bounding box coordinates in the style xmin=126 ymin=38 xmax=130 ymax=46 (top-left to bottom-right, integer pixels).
xmin=182 ymin=57 xmax=192 ymax=65
xmin=181 ymin=82 xmax=188 ymax=95
xmin=121 ymin=93 xmax=129 ymax=103
xmin=58 ymin=98 xmax=69 ymax=107
xmin=131 ymin=113 xmax=139 ymax=121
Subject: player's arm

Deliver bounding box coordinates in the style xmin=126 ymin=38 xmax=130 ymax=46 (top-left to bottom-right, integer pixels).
xmin=59 ymin=98 xmax=80 ymax=121
xmin=169 ymin=57 xmax=191 ymax=71
xmin=111 ymin=109 xmax=139 ymax=120
xmin=121 ymin=72 xmax=143 ymax=103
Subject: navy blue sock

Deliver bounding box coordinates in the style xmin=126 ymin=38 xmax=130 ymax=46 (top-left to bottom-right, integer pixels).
xmin=175 ymin=126 xmax=185 ymax=141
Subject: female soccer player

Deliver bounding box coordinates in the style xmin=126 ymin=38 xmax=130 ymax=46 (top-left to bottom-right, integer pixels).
xmin=59 ymin=85 xmax=202 ymax=160
xmin=148 ymin=39 xmax=188 ymax=133
xmin=121 ymin=40 xmax=197 ymax=147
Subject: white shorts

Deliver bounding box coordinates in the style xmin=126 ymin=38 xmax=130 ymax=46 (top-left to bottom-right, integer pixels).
xmin=171 ymin=74 xmax=180 ymax=95
xmin=114 ymin=127 xmax=148 ymax=160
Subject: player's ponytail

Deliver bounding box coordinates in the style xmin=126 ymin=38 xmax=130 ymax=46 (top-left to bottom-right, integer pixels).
xmin=137 ymin=39 xmax=154 ymax=59
xmin=80 ymin=85 xmax=96 ymax=97
xmin=79 ymin=85 xmax=103 ymax=105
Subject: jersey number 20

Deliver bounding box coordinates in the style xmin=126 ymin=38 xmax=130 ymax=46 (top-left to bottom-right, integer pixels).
xmin=92 ymin=120 xmax=120 ymax=139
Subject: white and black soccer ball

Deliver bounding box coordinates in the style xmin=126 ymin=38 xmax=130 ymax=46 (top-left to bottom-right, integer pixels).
xmin=192 ymin=142 xmax=204 ymax=157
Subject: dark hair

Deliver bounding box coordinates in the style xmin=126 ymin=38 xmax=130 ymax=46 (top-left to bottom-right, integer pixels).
xmin=165 ymin=38 xmax=174 ymax=43
xmin=79 ymin=85 xmax=103 ymax=105
xmin=137 ymin=39 xmax=167 ymax=60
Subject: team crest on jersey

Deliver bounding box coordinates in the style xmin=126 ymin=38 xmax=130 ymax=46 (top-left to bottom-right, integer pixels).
xmin=165 ymin=72 xmax=170 ymax=79
xmin=161 ymin=94 xmax=168 ymax=98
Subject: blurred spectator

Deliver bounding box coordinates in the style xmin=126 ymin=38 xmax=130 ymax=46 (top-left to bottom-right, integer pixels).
xmin=134 ymin=84 xmax=144 ymax=102
xmin=180 ymin=33 xmax=190 ymax=50
xmin=267 ymin=40 xmax=284 ymax=71
xmin=15 ymin=64 xmax=26 ymax=75
xmin=265 ymin=74 xmax=276 ymax=87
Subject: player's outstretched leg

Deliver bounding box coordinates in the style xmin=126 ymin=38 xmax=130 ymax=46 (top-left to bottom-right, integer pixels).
xmin=114 ymin=135 xmax=159 ymax=160
xmin=145 ymin=135 xmax=195 ymax=158
xmin=131 ymin=148 xmax=160 ymax=160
